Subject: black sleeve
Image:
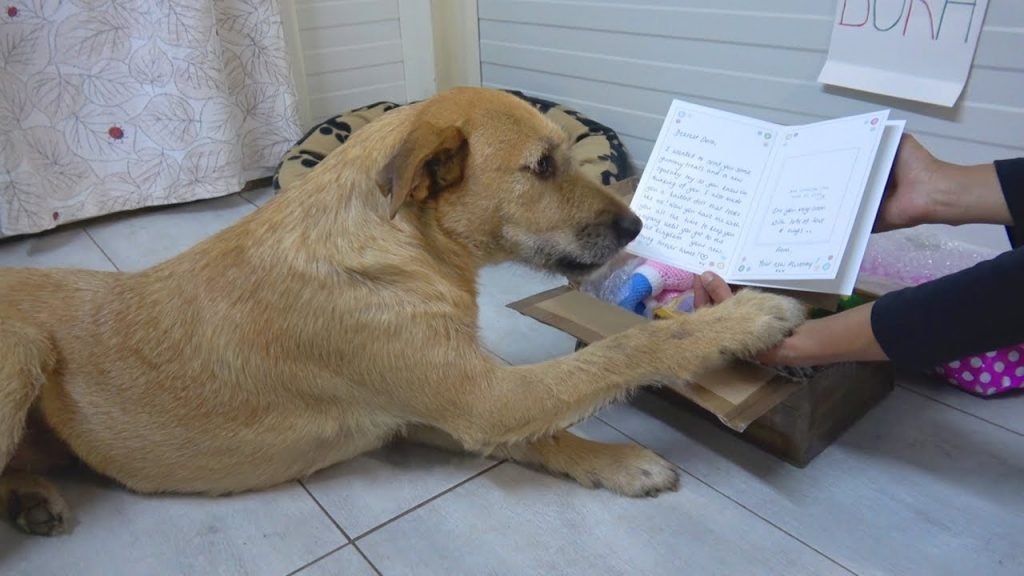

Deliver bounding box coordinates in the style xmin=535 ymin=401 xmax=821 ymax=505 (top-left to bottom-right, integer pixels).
xmin=870 ymin=158 xmax=1024 ymax=371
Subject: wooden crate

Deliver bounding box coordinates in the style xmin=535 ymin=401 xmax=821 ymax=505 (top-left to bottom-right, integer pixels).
xmin=652 ymin=362 xmax=894 ymax=466
xmin=573 ymin=336 xmax=894 ymax=466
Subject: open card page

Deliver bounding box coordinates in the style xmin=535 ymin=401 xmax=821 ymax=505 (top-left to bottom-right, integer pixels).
xmin=627 ymin=99 xmax=897 ymax=295
xmin=627 ymin=100 xmax=780 ymax=273
xmin=742 ymin=120 xmax=905 ymax=295
xmin=728 ymin=110 xmax=891 ymax=282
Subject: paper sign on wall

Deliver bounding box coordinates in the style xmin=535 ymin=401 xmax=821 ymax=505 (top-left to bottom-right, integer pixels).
xmin=818 ymin=0 xmax=989 ymax=107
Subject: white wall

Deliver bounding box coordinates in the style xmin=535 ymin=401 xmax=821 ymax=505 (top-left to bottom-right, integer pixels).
xmin=285 ymin=0 xmax=436 ymax=126
xmin=477 ymin=0 xmax=1023 ymax=249
xmin=432 ymin=0 xmax=482 ymax=90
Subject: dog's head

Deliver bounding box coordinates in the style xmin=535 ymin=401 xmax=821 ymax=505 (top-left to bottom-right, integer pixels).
xmin=377 ymin=88 xmax=642 ymax=278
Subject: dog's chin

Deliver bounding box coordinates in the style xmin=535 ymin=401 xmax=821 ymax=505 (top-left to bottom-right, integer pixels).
xmin=557 ymin=254 xmax=602 ymax=274
xmin=516 ymin=236 xmax=618 ymax=279
xmin=549 ymin=254 xmax=608 ymax=279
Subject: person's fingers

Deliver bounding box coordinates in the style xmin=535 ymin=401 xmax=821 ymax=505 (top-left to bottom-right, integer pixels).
xmin=699 ymin=271 xmax=733 ymax=304
xmin=693 ymin=275 xmax=710 ymax=309
xmin=755 ymin=347 xmax=785 ymax=365
xmin=756 ymin=341 xmax=817 ymax=367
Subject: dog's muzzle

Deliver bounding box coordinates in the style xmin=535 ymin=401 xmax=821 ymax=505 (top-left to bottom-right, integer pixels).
xmin=611 ymin=212 xmax=643 ymax=247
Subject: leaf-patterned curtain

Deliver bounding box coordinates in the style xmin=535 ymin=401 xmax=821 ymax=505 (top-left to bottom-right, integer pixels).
xmin=0 ymin=0 xmax=302 ymax=237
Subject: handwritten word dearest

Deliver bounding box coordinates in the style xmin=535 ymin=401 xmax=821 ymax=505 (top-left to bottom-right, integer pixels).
xmin=838 ymin=0 xmax=980 ymax=42
xmin=673 ymin=130 xmax=717 ymax=147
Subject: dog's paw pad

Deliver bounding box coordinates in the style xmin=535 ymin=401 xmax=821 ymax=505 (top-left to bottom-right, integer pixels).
xmin=8 ymin=488 xmax=69 ymax=536
xmin=585 ymin=445 xmax=680 ymax=498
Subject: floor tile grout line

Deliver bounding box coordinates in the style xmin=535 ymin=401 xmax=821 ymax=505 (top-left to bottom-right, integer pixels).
xmin=353 ymin=461 xmax=505 ymax=543
xmin=300 ymin=480 xmax=355 ymax=543
xmin=283 ymin=542 xmax=350 ymax=576
xmin=596 ymin=414 xmax=861 ymax=576
xmin=482 ymin=343 xmax=514 ymax=365
xmin=82 ymin=227 xmax=122 ymax=272
xmin=351 ymin=541 xmax=384 ymax=576
xmin=239 ymin=191 xmax=263 ymax=209
xmin=896 ymin=383 xmax=1023 ymax=438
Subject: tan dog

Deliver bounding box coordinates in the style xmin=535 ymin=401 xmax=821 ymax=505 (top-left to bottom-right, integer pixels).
xmin=0 ymin=88 xmax=804 ymax=535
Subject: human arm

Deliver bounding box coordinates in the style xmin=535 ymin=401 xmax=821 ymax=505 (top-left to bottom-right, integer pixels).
xmin=755 ymin=302 xmax=885 ymax=366
xmin=696 ymin=144 xmax=1024 ymax=369
xmin=874 ymin=135 xmax=1014 ymax=232
xmin=753 ymin=244 xmax=1024 ymax=369
xmin=768 ymin=156 xmax=1024 ymax=369
xmin=692 ymin=272 xmax=887 ymax=367
xmin=775 ymin=155 xmax=1024 ymax=369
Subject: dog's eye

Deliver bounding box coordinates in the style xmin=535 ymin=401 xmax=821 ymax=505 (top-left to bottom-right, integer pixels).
xmin=532 ymin=154 xmax=555 ymax=179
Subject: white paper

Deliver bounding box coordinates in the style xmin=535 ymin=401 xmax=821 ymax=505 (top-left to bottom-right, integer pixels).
xmin=730 ymin=112 xmax=889 ymax=281
xmin=742 ymin=121 xmax=906 ymax=295
xmin=818 ymin=0 xmax=989 ymax=107
xmin=627 ymin=101 xmax=775 ymax=274
xmin=626 ymin=100 xmax=899 ymax=295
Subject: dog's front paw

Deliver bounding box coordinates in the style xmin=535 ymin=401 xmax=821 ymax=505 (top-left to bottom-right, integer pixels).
xmin=713 ymin=290 xmax=806 ymax=357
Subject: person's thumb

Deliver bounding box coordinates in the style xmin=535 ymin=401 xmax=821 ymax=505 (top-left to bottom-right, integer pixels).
xmin=700 ymin=271 xmax=733 ymax=305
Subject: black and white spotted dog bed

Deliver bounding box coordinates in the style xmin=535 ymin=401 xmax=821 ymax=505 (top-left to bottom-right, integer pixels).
xmin=272 ymin=90 xmax=630 ymax=191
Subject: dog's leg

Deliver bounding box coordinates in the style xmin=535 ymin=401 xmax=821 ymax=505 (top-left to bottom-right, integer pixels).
xmin=404 ymin=426 xmax=678 ymax=496
xmin=431 ymin=290 xmax=803 ymax=453
xmin=0 ymin=314 xmax=54 ymax=471
xmin=6 ymin=409 xmax=77 ymax=475
xmin=502 ymin=430 xmax=679 ymax=497
xmin=0 ymin=471 xmax=69 ymax=536
xmin=0 ymin=315 xmax=67 ymax=536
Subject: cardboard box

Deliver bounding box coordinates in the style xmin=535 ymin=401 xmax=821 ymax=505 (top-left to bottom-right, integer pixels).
xmin=507 ymin=177 xmax=894 ymax=466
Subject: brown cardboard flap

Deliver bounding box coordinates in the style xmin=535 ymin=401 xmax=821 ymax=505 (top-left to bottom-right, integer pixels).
xmin=508 ymin=288 xmax=800 ymax=432
xmin=508 ymin=286 xmax=646 ymax=343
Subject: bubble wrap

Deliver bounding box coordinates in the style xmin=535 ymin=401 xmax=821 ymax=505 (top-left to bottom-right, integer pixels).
xmin=858 ymin=228 xmax=1000 ymax=287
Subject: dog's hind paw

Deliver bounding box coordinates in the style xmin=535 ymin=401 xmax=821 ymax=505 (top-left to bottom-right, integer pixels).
xmin=572 ymin=443 xmax=680 ymax=498
xmin=3 ymin=479 xmax=70 ymax=536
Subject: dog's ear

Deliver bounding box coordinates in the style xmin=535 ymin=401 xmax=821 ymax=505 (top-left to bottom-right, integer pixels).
xmin=376 ymin=122 xmax=468 ymax=219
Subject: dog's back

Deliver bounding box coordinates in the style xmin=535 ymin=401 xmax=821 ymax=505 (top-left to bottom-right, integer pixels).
xmin=0 ymin=267 xmax=117 ymax=333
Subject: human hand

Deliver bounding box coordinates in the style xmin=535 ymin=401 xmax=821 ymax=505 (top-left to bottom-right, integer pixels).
xmin=690 ymin=272 xmax=812 ymax=365
xmin=693 ymin=271 xmax=734 ymax=308
xmin=755 ymin=303 xmax=887 ymax=367
xmin=694 ymin=272 xmax=811 ymax=356
xmin=874 ymin=134 xmax=943 ymax=232
xmin=875 ymin=133 xmax=1010 ymax=230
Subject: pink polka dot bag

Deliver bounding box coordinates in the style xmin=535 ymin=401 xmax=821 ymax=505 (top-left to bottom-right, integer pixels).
xmin=934 ymin=344 xmax=1024 ymax=397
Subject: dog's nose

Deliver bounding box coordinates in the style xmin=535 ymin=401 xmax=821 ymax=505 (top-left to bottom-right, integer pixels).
xmin=612 ymin=212 xmax=643 ymax=245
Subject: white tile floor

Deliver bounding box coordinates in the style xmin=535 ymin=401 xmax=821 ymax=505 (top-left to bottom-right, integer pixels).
xmin=1 ymin=189 xmax=1022 ymax=576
